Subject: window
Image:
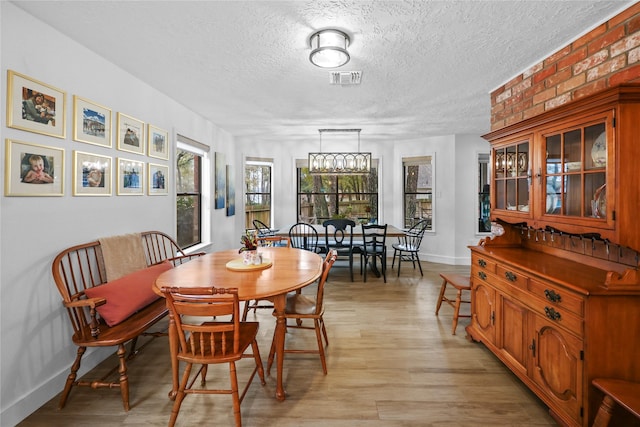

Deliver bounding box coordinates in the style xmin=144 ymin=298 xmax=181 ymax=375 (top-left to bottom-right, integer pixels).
xmin=245 ymin=159 xmax=272 ymax=230
xmin=403 ymin=156 xmax=433 ymax=230
xmin=297 ymin=163 xmax=378 ymax=224
xmin=176 ymin=136 xmax=209 ymax=249
xmin=477 ymin=153 xmax=491 ymax=233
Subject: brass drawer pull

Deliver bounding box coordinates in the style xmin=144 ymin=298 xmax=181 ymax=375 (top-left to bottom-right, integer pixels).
xmin=505 ymin=271 xmax=517 ymax=282
xmin=544 ymin=289 xmax=562 ymax=303
xmin=478 ymin=271 xmax=487 ymax=280
xmin=478 ymin=259 xmax=487 ymax=268
xmin=544 ymin=306 xmax=561 ymax=321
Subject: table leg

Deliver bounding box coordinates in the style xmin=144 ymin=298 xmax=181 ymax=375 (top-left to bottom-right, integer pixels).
xmin=272 ymin=293 xmax=287 ymax=401
xmin=167 ymin=313 xmax=178 ymax=400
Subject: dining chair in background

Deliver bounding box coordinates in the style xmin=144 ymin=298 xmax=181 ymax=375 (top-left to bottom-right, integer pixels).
xmin=360 ymin=223 xmax=388 ymax=283
xmin=289 ymin=222 xmax=321 ymax=253
xmin=161 ymin=286 xmax=265 ymax=427
xmin=391 ymin=219 xmax=429 ymax=277
xmin=322 ymin=218 xmax=356 ymax=281
xmin=252 ymin=219 xmax=274 ymax=237
xmin=267 ymin=250 xmax=337 ymax=375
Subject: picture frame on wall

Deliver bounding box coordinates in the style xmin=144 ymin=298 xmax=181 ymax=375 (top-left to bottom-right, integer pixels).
xmin=116 ymin=157 xmax=144 ymax=195
xmin=4 ymin=138 xmax=64 ymax=196
xmin=116 ymin=113 xmax=145 ymax=155
xmin=73 ymin=96 xmax=112 ymax=147
xmin=73 ymin=151 xmax=112 ymax=196
xmin=214 ymin=152 xmax=226 ymax=209
xmin=226 ymin=164 xmax=235 ymax=216
xmin=148 ymin=163 xmax=168 ymax=195
xmin=6 ymin=70 xmax=66 ymax=139
xmin=147 ymin=124 xmax=169 ymax=160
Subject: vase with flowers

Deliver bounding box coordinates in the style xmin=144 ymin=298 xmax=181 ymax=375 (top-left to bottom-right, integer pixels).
xmin=239 ymin=230 xmax=261 ymax=265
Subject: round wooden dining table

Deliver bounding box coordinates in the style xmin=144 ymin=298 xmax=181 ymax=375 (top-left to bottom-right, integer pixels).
xmin=154 ymin=246 xmax=323 ymax=401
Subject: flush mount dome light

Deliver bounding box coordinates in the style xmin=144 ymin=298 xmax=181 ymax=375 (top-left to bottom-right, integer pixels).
xmin=309 ymin=29 xmax=350 ymax=68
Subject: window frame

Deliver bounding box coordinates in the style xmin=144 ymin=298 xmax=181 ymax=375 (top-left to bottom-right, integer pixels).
xmin=244 ymin=159 xmax=273 ymax=230
xmin=402 ymin=156 xmax=434 ymax=231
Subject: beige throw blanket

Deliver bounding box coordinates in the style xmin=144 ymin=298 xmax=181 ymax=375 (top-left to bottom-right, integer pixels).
xmin=99 ymin=233 xmax=148 ymax=281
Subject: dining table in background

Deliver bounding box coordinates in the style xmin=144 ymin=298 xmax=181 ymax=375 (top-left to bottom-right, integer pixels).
xmin=154 ymin=246 xmax=323 ymax=401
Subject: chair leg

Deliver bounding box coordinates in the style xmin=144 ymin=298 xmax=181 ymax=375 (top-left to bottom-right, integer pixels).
xmin=168 ymin=362 xmax=192 ymax=427
xmin=592 ymin=394 xmax=616 ymax=427
xmin=452 ymin=288 xmax=463 ymax=335
xmin=435 ymin=278 xmax=447 ymax=315
xmin=58 ymin=346 xmax=86 ymax=409
xmin=314 ymin=318 xmax=328 ymax=375
xmin=392 ymin=249 xmax=397 ymax=269
xmin=241 ymin=300 xmax=250 ymax=321
xmin=251 ymin=340 xmax=266 ymax=385
xmin=415 ymin=252 xmax=423 ymax=276
xmin=396 ymin=251 xmax=402 ymax=277
xmin=229 ymin=362 xmax=242 ymax=427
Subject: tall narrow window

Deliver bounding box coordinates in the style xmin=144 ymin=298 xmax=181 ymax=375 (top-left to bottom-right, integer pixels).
xmin=297 ymin=160 xmax=378 ymax=224
xmin=245 ymin=159 xmax=272 ymax=230
xmin=403 ymin=156 xmax=433 ymax=230
xmin=176 ymin=136 xmax=208 ymax=249
xmin=478 ymin=153 xmax=491 ymax=233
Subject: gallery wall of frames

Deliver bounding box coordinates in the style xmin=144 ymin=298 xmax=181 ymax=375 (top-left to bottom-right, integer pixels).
xmin=4 ymin=69 xmax=170 ymax=198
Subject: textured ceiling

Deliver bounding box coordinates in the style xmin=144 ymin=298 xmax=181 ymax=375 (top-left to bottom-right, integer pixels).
xmin=11 ymin=1 xmax=635 ymax=145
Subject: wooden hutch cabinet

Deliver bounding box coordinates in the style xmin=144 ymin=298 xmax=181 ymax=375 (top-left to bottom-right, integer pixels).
xmin=467 ymin=85 xmax=640 ymax=427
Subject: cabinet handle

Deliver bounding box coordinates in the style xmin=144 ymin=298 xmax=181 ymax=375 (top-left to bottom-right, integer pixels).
xmin=491 ymin=311 xmax=495 ymax=326
xmin=478 ymin=259 xmax=487 ymax=268
xmin=505 ymin=271 xmax=517 ymax=282
xmin=529 ymin=339 xmax=536 ymax=357
xmin=544 ymin=289 xmax=562 ymax=303
xmin=478 ymin=271 xmax=487 ymax=280
xmin=544 ymin=306 xmax=561 ymax=321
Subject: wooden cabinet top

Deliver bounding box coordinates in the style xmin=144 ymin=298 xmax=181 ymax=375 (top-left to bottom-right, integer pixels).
xmin=470 ymin=245 xmax=640 ymax=297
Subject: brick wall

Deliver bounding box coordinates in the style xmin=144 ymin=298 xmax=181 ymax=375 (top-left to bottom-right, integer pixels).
xmin=490 ymin=3 xmax=640 ymax=130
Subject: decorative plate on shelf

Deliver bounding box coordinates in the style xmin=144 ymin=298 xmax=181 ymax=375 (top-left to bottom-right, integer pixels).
xmin=591 ymin=132 xmax=606 ymax=168
xmin=591 ymin=184 xmax=606 ymax=219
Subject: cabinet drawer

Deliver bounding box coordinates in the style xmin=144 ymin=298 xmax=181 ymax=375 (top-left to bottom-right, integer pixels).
xmin=472 ymin=255 xmax=496 ymax=273
xmin=528 ymin=279 xmax=584 ymax=317
xmin=528 ymin=297 xmax=583 ymax=337
xmin=496 ymin=265 xmax=528 ymax=289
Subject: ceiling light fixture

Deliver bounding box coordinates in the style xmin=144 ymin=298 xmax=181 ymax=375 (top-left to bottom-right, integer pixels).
xmin=309 ymin=129 xmax=371 ymax=175
xmin=309 ymin=29 xmax=350 ymax=68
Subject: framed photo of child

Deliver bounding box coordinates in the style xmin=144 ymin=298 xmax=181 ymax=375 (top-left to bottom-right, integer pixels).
xmin=4 ymin=139 xmax=64 ymax=196
xmin=116 ymin=157 xmax=145 ymax=195
xmin=147 ymin=124 xmax=169 ymax=160
xmin=6 ymin=70 xmax=66 ymax=139
xmin=73 ymin=96 xmax=112 ymax=147
xmin=148 ymin=163 xmax=169 ymax=195
xmin=116 ymin=113 xmax=145 ymax=155
xmin=73 ymin=151 xmax=112 ymax=196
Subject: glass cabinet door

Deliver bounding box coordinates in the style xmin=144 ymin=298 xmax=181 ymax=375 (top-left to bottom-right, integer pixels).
xmin=542 ymin=118 xmax=608 ymax=221
xmin=493 ymin=139 xmax=530 ymax=214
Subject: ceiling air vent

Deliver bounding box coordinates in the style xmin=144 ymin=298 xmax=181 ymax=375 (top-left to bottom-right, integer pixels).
xmin=329 ymin=71 xmax=362 ymax=85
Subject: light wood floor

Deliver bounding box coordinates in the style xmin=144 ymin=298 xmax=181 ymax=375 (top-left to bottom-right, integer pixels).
xmin=19 ymin=260 xmax=556 ymax=426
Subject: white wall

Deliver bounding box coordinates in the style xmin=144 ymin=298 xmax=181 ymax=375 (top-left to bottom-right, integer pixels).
xmin=0 ymin=4 xmax=237 ymax=425
xmin=1 ymin=4 xmax=490 ymax=425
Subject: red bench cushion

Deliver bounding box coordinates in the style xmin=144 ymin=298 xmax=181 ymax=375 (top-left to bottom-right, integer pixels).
xmin=84 ymin=261 xmax=172 ymax=326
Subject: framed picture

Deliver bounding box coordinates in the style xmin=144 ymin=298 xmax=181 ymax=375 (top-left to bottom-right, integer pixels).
xmin=116 ymin=157 xmax=145 ymax=195
xmin=6 ymin=70 xmax=66 ymax=138
xmin=215 ymin=152 xmax=226 ymax=209
xmin=73 ymin=96 xmax=112 ymax=147
xmin=73 ymin=151 xmax=112 ymax=196
xmin=148 ymin=163 xmax=168 ymax=195
xmin=226 ymin=164 xmax=235 ymax=216
xmin=116 ymin=113 xmax=145 ymax=155
xmin=4 ymin=138 xmax=64 ymax=196
xmin=148 ymin=124 xmax=169 ymax=160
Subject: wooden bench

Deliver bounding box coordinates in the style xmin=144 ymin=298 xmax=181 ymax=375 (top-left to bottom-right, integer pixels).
xmin=51 ymin=231 xmax=205 ymax=411
xmin=592 ymin=378 xmax=640 ymax=426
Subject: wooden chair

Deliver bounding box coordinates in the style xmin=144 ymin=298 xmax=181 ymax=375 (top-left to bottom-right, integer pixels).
xmin=241 ymin=237 xmax=290 ymax=320
xmin=322 ymin=218 xmax=356 ymax=281
xmin=591 ymin=378 xmax=640 ymax=426
xmin=161 ymin=286 xmax=265 ymax=427
xmin=267 ymin=250 xmax=337 ymax=375
xmin=360 ymin=223 xmax=388 ymax=283
xmin=391 ymin=219 xmax=429 ymax=277
xmin=289 ymin=222 xmax=321 ymax=253
xmin=435 ymin=273 xmax=471 ymax=334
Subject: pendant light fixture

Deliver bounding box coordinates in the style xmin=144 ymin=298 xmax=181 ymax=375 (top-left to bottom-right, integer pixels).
xmin=308 ymin=129 xmax=371 ymax=175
